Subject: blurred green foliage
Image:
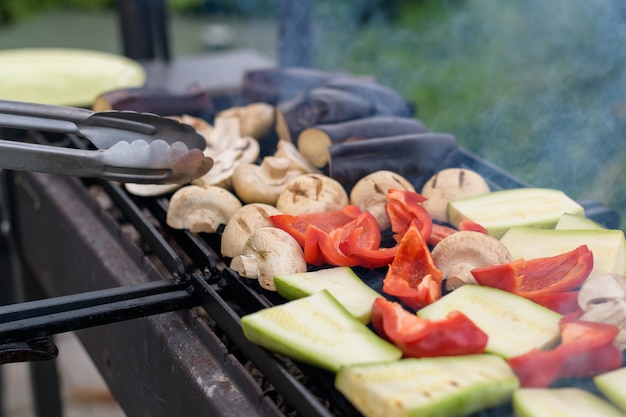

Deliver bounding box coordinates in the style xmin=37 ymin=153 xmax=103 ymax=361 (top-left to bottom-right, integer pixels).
xmin=314 ymin=0 xmax=626 ymax=230
xmin=0 ymin=0 xmax=112 ymax=25
xmin=1 ymin=0 xmax=624 ymax=229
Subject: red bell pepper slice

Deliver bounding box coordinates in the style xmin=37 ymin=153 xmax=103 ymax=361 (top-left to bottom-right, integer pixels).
xmin=382 ymin=220 xmax=443 ymax=310
xmin=386 ymin=189 xmax=432 ymax=242
xmin=458 ymin=219 xmax=487 ymax=234
xmin=304 ymin=211 xmax=383 ymax=267
xmin=371 ymin=298 xmax=488 ymax=358
xmin=304 ymin=225 xmax=358 ymax=266
xmin=270 ymin=205 xmax=362 ymax=247
xmin=428 ymin=223 xmax=458 ymax=246
xmin=528 ymin=291 xmax=582 ymax=315
xmin=339 ymin=228 xmax=398 ymax=269
xmin=507 ymin=317 xmax=623 ymax=387
xmin=471 ymin=245 xmax=593 ymax=298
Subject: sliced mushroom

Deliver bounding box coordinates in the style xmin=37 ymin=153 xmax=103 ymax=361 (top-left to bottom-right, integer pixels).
xmin=275 ymin=173 xmax=349 ymax=215
xmin=421 ymin=168 xmax=490 ymax=223
xmin=430 ymin=231 xmax=513 ymax=291
xmin=349 ymin=170 xmax=415 ymax=230
xmin=192 ymin=115 xmax=260 ymax=189
xmin=166 ymin=185 xmax=242 ymax=233
xmin=578 ymin=273 xmax=626 ymax=350
xmin=220 ymin=203 xmax=283 ymax=259
xmin=578 ymin=273 xmax=626 ymax=311
xmin=230 ymin=227 xmax=307 ymax=291
xmin=273 ymin=139 xmax=320 ymax=174
xmin=231 ymin=156 xmax=302 ymax=205
xmin=218 ymin=102 xmax=275 ymax=139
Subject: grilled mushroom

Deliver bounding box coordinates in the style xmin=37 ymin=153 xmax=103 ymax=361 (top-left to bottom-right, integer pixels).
xmin=192 ymin=116 xmax=260 ymax=189
xmin=230 ymin=227 xmax=307 ymax=291
xmin=421 ymin=168 xmax=490 ymax=223
xmin=431 ymin=231 xmax=513 ymax=291
xmin=275 ymin=173 xmax=349 ymax=215
xmin=220 ymin=203 xmax=283 ymax=258
xmin=231 ymin=156 xmax=302 ymax=205
xmin=166 ymin=185 xmax=242 ymax=233
xmin=349 ymin=170 xmax=415 ymax=230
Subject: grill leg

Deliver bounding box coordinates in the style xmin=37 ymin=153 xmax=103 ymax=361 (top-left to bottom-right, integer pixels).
xmin=20 ymin=263 xmax=64 ymax=417
xmin=29 ymin=360 xmax=63 ymax=417
xmin=0 ymin=170 xmax=64 ymax=417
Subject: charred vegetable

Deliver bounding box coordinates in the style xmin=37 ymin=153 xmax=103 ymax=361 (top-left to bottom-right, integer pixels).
xmin=92 ymin=85 xmax=214 ymax=119
xmin=298 ymin=116 xmax=428 ymax=168
xmin=239 ymin=67 xmax=368 ymax=105
xmin=275 ymin=87 xmax=375 ymax=142
xmin=328 ymin=132 xmax=459 ymax=192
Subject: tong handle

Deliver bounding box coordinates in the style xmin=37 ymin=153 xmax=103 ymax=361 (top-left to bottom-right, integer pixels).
xmin=0 ymin=139 xmax=172 ymax=183
xmin=0 ymin=99 xmax=157 ymax=142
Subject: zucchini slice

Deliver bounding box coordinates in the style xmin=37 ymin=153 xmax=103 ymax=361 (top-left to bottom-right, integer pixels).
xmin=274 ymin=266 xmax=381 ymax=323
xmin=500 ymin=226 xmax=626 ymax=275
xmin=595 ymin=367 xmax=626 ymax=413
xmin=513 ymin=387 xmax=626 ymax=417
xmin=335 ymin=354 xmax=519 ymax=417
xmin=417 ymin=285 xmax=561 ymax=358
xmin=241 ymin=290 xmax=402 ymax=373
xmin=447 ymin=187 xmax=584 ymax=238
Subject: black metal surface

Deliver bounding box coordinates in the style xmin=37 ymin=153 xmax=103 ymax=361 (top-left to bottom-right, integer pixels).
xmin=0 ymin=124 xmax=621 ymax=417
xmin=0 ymin=280 xmax=195 ymax=344
xmin=0 ymin=338 xmax=58 ymax=364
xmin=2 ymin=168 xmax=287 ymax=417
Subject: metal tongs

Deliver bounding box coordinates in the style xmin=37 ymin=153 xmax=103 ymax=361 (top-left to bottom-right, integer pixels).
xmin=0 ymin=99 xmax=213 ymax=184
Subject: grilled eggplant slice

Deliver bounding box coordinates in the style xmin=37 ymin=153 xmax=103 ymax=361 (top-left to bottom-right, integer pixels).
xmin=298 ymin=116 xmax=428 ymax=168
xmin=328 ymin=132 xmax=459 ymax=191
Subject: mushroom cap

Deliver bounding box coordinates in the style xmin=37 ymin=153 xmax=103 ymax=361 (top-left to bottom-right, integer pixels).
xmin=230 ymin=226 xmax=307 ymax=290
xmin=231 ymin=157 xmax=302 ymax=205
xmin=220 ymin=203 xmax=283 ymax=258
xmin=421 ymin=168 xmax=490 ymax=223
xmin=275 ymin=173 xmax=349 ymax=215
xmin=349 ymin=170 xmax=415 ymax=230
xmin=193 ymin=135 xmax=260 ymax=189
xmin=166 ymin=185 xmax=242 ymax=233
xmin=430 ymin=231 xmax=513 ymax=290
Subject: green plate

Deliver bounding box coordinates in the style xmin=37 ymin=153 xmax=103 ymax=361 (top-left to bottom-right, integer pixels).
xmin=0 ymin=48 xmax=146 ymax=107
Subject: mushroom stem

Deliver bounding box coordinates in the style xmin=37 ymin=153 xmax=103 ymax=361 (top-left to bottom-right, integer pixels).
xmin=445 ymin=262 xmax=479 ymax=290
xmin=230 ymin=253 xmax=260 ymax=278
xmin=261 ymin=156 xmax=292 ymax=180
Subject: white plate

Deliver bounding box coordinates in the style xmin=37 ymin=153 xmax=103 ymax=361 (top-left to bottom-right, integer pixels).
xmin=0 ymin=48 xmax=146 ymax=107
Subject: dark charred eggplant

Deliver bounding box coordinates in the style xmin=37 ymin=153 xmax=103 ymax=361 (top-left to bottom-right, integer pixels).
xmin=328 ymin=132 xmax=459 ymax=191
xmin=239 ymin=67 xmax=371 ymax=105
xmin=92 ymin=86 xmax=215 ymax=119
xmin=325 ymin=78 xmax=415 ymax=117
xmin=275 ymin=87 xmax=375 ymax=142
xmin=297 ymin=116 xmax=428 ymax=168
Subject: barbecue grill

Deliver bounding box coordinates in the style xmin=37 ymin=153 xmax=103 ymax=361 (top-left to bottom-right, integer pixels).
xmin=0 ymin=98 xmax=620 ymax=417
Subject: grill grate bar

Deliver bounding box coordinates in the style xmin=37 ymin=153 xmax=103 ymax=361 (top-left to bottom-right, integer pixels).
xmin=100 ymin=180 xmax=186 ymax=277
xmin=0 ymin=279 xmax=196 ymax=343
xmin=189 ymin=273 xmax=339 ymax=417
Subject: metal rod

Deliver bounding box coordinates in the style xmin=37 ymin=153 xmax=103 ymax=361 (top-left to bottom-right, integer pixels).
xmin=189 ymin=273 xmax=336 ymax=417
xmin=0 ymin=279 xmax=196 ymax=343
